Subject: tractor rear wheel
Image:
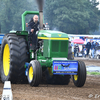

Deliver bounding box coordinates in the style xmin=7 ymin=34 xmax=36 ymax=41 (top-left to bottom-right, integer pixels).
xmin=0 ymin=34 xmax=28 ymax=83
xmin=73 ymin=60 xmax=86 ymax=87
xmin=45 ymin=68 xmax=71 ymax=85
xmin=27 ymin=60 xmax=42 ymax=87
xmin=68 ymin=41 xmax=74 ymax=60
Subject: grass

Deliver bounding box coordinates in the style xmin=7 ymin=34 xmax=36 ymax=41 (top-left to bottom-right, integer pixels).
xmin=87 ymin=71 xmax=100 ymax=75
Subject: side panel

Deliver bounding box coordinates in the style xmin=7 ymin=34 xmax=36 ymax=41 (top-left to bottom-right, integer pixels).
xmin=43 ymin=40 xmax=49 ymax=57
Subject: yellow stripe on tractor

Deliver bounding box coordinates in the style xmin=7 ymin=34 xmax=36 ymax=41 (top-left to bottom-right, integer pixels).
xmin=38 ymin=37 xmax=69 ymax=40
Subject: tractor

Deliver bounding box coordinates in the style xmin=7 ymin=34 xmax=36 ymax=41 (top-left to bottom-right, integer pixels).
xmin=0 ymin=0 xmax=86 ymax=87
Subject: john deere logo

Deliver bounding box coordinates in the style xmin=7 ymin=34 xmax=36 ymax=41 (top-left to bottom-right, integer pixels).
xmin=58 ymin=34 xmax=62 ymax=37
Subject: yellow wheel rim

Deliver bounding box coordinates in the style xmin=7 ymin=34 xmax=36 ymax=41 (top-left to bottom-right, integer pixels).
xmin=29 ymin=66 xmax=33 ymax=81
xmin=48 ymin=67 xmax=53 ymax=76
xmin=3 ymin=44 xmax=10 ymax=76
xmin=74 ymin=75 xmax=78 ymax=81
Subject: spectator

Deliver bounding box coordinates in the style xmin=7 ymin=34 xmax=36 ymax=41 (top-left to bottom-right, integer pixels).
xmin=86 ymin=40 xmax=91 ymax=57
xmin=91 ymin=40 xmax=95 ymax=58
xmin=74 ymin=44 xmax=79 ymax=57
xmin=95 ymin=42 xmax=99 ymax=50
xmin=82 ymin=45 xmax=86 ymax=57
xmin=74 ymin=45 xmax=76 ymax=57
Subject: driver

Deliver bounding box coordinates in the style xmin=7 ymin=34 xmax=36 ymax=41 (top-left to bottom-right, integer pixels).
xmin=28 ymin=15 xmax=39 ymax=50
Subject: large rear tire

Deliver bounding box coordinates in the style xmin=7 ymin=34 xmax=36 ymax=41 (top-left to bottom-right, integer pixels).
xmin=68 ymin=41 xmax=74 ymax=60
xmin=45 ymin=68 xmax=70 ymax=85
xmin=0 ymin=34 xmax=28 ymax=83
xmin=73 ymin=60 xmax=86 ymax=87
xmin=27 ymin=60 xmax=42 ymax=87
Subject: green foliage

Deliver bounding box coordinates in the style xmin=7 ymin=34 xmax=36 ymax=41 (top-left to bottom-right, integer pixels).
xmin=87 ymin=71 xmax=100 ymax=75
xmin=0 ymin=0 xmax=100 ymax=34
xmin=44 ymin=0 xmax=100 ymax=34
xmin=0 ymin=0 xmax=38 ymax=33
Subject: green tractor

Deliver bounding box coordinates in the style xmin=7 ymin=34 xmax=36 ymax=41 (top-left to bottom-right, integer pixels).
xmin=0 ymin=0 xmax=86 ymax=87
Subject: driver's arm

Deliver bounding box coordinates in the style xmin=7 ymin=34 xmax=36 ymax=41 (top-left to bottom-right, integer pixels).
xmin=26 ymin=18 xmax=33 ymax=27
xmin=34 ymin=22 xmax=39 ymax=32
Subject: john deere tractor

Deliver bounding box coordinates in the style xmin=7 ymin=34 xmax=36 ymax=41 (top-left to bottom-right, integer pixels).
xmin=0 ymin=0 xmax=86 ymax=87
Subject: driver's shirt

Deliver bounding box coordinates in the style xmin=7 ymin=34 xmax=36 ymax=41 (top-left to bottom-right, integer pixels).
xmin=28 ymin=20 xmax=39 ymax=33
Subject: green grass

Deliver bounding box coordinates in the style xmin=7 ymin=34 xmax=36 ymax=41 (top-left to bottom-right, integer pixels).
xmin=87 ymin=71 xmax=100 ymax=75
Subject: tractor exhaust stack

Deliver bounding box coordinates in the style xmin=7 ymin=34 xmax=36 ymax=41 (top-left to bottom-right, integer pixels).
xmin=36 ymin=0 xmax=44 ymax=29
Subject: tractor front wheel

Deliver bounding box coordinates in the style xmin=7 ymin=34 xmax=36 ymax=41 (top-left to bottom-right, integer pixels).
xmin=27 ymin=60 xmax=42 ymax=87
xmin=73 ymin=60 xmax=86 ymax=87
xmin=68 ymin=41 xmax=74 ymax=60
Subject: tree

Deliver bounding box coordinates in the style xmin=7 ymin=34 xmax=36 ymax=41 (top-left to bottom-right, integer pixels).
xmin=44 ymin=0 xmax=100 ymax=34
xmin=0 ymin=0 xmax=38 ymax=33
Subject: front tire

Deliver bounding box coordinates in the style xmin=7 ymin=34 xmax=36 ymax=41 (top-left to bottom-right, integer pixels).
xmin=27 ymin=60 xmax=42 ymax=87
xmin=73 ymin=61 xmax=86 ymax=87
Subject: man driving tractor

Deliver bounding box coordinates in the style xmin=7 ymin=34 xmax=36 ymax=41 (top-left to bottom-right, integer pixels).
xmin=27 ymin=15 xmax=39 ymax=50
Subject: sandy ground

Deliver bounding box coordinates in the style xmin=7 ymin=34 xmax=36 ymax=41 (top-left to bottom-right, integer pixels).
xmin=0 ymin=58 xmax=100 ymax=100
xmin=75 ymin=57 xmax=100 ymax=66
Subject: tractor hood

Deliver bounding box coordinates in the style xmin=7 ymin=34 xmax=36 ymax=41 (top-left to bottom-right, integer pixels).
xmin=38 ymin=30 xmax=69 ymax=40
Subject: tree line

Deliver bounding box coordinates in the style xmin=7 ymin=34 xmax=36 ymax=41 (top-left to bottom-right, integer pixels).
xmin=0 ymin=0 xmax=100 ymax=34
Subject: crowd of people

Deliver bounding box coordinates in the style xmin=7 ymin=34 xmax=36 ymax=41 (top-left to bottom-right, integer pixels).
xmin=74 ymin=40 xmax=100 ymax=58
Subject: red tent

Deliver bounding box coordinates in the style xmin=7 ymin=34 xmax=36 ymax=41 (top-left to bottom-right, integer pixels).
xmin=71 ymin=39 xmax=84 ymax=44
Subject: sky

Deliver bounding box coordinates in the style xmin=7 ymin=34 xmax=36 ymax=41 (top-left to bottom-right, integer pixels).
xmin=96 ymin=0 xmax=100 ymax=9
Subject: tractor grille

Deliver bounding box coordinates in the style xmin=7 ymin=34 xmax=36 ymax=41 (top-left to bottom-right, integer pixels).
xmin=60 ymin=41 xmax=67 ymax=52
xmin=52 ymin=41 xmax=67 ymax=52
xmin=52 ymin=41 xmax=59 ymax=52
xmin=43 ymin=40 xmax=68 ymax=58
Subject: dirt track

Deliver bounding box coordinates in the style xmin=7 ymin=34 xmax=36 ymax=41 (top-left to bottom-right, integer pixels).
xmin=0 ymin=58 xmax=100 ymax=100
xmin=75 ymin=57 xmax=100 ymax=66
